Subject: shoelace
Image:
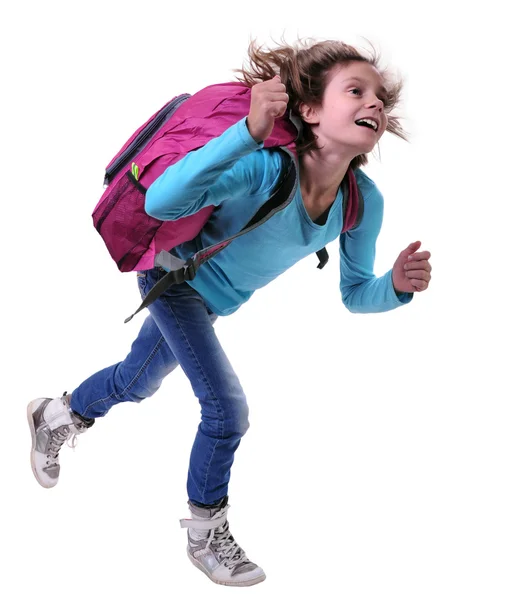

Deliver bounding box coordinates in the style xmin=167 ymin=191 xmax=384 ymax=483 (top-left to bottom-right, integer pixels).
xmin=61 ymin=391 xmax=87 ymax=451
xmin=66 ymin=418 xmax=90 ymax=450
xmin=67 ymin=434 xmax=79 ymax=450
xmin=206 ymin=516 xmax=248 ymax=569
xmin=48 ymin=426 xmax=71 ymax=461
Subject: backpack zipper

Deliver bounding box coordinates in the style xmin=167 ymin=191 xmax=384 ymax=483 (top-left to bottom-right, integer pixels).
xmin=104 ymin=94 xmax=191 ymax=187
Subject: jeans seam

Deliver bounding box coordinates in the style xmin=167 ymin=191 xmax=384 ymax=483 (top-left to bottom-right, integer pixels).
xmin=160 ymin=292 xmax=225 ymax=499
xmin=202 ymin=439 xmax=221 ymax=501
xmin=82 ymin=334 xmax=165 ymax=416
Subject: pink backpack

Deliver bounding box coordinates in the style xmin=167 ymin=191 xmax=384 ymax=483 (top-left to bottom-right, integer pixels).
xmin=92 ymin=82 xmax=364 ymax=322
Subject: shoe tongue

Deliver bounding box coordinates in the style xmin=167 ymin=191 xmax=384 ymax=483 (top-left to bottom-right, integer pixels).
xmin=188 ymin=510 xmax=227 ymax=542
xmin=189 ymin=527 xmax=210 ymax=542
xmin=187 ymin=497 xmax=229 ymax=541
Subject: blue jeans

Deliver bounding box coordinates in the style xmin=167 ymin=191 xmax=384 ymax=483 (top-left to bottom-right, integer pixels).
xmin=70 ymin=267 xmax=250 ymax=506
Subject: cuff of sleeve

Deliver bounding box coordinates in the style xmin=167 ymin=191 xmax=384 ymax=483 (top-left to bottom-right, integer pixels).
xmin=237 ymin=117 xmax=265 ymax=151
xmin=388 ymin=270 xmax=413 ymax=305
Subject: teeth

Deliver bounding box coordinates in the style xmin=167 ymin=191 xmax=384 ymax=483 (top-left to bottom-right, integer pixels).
xmin=356 ymin=118 xmax=378 ymax=131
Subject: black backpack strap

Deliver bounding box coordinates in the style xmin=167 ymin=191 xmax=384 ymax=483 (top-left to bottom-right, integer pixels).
xmin=315 ymin=248 xmax=329 ymax=269
xmin=314 ymin=173 xmax=351 ymax=270
xmin=124 ymin=148 xmax=298 ymax=323
xmin=314 ymin=170 xmax=367 ymax=270
xmin=124 ymin=258 xmax=197 ymax=324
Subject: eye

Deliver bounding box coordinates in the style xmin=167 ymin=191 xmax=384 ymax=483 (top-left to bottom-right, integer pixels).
xmin=350 ymin=87 xmax=386 ymax=106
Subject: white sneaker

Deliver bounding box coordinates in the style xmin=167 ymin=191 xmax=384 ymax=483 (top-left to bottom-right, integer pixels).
xmin=27 ymin=392 xmax=94 ymax=488
xmin=180 ymin=496 xmax=266 ymax=586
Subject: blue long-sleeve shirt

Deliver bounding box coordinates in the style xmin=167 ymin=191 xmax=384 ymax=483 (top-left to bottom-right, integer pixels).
xmin=145 ymin=117 xmax=412 ymax=317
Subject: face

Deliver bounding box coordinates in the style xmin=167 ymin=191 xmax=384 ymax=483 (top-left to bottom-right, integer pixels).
xmin=302 ymin=61 xmax=389 ymax=156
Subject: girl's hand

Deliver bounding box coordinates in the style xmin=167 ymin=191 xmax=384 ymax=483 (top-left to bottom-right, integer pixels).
xmin=246 ymin=75 xmax=289 ymax=143
xmin=392 ymin=241 xmax=432 ymax=294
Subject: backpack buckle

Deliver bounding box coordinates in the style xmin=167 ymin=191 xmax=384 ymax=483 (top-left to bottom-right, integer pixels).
xmin=181 ymin=258 xmax=196 ymax=281
xmin=154 ymin=250 xmax=196 ymax=282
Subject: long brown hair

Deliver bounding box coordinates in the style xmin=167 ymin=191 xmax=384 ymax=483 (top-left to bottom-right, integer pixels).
xmin=233 ymin=37 xmax=408 ymax=169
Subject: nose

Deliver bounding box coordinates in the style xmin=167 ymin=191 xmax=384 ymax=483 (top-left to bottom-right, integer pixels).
xmin=365 ymin=93 xmax=384 ymax=111
xmin=366 ymin=98 xmax=384 ymax=112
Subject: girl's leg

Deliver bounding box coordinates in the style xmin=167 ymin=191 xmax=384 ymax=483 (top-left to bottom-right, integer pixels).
xmin=29 ymin=273 xmax=187 ymax=488
xmin=138 ymin=268 xmax=250 ymax=506
xmin=71 ymin=310 xmax=180 ymax=419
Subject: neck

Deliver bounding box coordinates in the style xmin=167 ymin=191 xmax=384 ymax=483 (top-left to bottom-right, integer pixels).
xmin=298 ymin=148 xmax=353 ymax=203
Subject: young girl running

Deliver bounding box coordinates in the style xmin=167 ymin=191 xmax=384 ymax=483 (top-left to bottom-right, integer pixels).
xmin=27 ymin=38 xmax=432 ymax=587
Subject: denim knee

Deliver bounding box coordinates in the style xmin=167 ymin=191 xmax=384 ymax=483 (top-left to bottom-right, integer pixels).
xmin=233 ymin=402 xmax=250 ymax=437
xmin=201 ymin=399 xmax=250 ymax=439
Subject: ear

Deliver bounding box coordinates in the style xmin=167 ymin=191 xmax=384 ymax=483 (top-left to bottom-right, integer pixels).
xmin=298 ymin=102 xmax=320 ymax=126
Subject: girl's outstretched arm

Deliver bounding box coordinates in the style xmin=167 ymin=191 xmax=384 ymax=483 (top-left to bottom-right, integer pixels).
xmin=339 ymin=178 xmax=413 ymax=314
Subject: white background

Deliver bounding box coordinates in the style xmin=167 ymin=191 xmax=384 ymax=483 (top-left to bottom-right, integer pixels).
xmin=2 ymin=0 xmax=526 ymax=598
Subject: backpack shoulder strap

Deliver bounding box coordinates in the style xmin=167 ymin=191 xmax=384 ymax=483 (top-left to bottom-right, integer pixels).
xmin=342 ymin=169 xmax=364 ymax=233
xmin=315 ymin=168 xmax=364 ymax=270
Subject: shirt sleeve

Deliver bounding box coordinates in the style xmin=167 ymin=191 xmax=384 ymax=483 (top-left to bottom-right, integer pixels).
xmin=144 ymin=117 xmax=266 ymax=221
xmin=339 ymin=181 xmax=413 ymax=313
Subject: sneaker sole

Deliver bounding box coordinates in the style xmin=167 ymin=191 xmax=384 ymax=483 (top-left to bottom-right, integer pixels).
xmin=27 ymin=400 xmax=55 ymax=489
xmin=187 ymin=549 xmax=266 ymax=587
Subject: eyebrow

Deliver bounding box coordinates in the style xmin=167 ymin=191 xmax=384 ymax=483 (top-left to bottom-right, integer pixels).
xmin=343 ymin=76 xmax=388 ymax=96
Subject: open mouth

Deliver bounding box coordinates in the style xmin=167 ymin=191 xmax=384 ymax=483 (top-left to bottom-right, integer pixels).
xmin=355 ymin=119 xmax=378 ymax=132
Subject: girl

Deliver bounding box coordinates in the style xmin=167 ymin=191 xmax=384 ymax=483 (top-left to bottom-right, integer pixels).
xmin=27 ymin=38 xmax=432 ymax=587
